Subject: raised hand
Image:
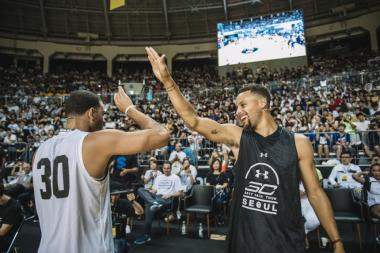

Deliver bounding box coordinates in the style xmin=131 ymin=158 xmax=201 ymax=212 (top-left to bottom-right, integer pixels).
xmin=114 ymin=86 xmax=133 ymax=113
xmin=146 ymin=47 xmax=171 ymax=83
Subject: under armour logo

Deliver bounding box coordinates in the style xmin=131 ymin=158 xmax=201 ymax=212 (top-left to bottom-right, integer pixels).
xmin=255 ymin=169 xmax=269 ymax=179
xmin=260 ymin=152 xmax=268 ymax=158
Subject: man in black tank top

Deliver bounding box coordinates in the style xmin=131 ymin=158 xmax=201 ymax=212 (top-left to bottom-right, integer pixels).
xmin=146 ymin=47 xmax=345 ymax=253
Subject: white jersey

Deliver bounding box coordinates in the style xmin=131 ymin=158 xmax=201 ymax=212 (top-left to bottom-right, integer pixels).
xmin=33 ymin=130 xmax=114 ymax=253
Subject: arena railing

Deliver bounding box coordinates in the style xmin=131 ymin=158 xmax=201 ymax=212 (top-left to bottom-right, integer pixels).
xmin=1 ymin=130 xmax=378 ymax=165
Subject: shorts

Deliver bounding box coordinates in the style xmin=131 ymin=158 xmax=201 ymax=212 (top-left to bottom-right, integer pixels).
xmin=368 ymin=193 xmax=380 ymax=207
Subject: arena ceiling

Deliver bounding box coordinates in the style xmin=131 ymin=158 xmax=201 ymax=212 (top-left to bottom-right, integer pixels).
xmin=0 ymin=0 xmax=378 ymax=44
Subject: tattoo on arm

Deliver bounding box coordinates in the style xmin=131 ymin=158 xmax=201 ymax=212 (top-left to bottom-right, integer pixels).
xmin=211 ymin=129 xmax=218 ymax=135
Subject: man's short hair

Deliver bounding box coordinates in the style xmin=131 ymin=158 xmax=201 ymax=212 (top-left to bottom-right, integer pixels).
xmin=64 ymin=90 xmax=101 ymax=116
xmin=163 ymin=161 xmax=171 ymax=168
xmin=238 ymin=85 xmax=271 ymax=108
xmin=340 ymin=151 xmax=351 ymax=158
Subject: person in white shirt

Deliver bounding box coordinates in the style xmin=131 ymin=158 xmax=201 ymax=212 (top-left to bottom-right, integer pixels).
xmin=168 ymin=142 xmax=187 ymax=175
xmin=3 ymin=130 xmax=16 ymax=145
xmin=354 ymin=112 xmax=371 ymax=148
xmin=179 ymin=157 xmax=197 ymax=193
xmin=142 ymin=157 xmax=163 ymax=190
xmin=328 ymin=151 xmax=362 ymax=189
xmin=32 ymin=87 xmax=169 ymax=253
xmin=135 ymin=161 xmax=182 ymax=245
xmin=187 ymin=131 xmax=203 ymax=164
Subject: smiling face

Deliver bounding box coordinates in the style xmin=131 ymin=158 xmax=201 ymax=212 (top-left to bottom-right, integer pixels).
xmin=235 ymin=91 xmax=267 ymax=129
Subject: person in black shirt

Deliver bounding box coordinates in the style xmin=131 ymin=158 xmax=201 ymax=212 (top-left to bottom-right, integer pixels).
xmin=0 ymin=183 xmax=23 ymax=251
xmin=112 ymin=154 xmax=139 ymax=188
xmin=147 ymin=47 xmax=344 ymax=253
xmin=206 ymin=158 xmax=229 ymax=225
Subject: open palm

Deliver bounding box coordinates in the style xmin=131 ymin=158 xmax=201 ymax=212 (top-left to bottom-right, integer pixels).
xmin=146 ymin=47 xmax=171 ymax=83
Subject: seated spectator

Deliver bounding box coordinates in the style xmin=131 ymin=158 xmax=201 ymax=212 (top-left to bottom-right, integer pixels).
xmin=5 ymin=162 xmax=34 ymax=218
xmin=331 ymin=123 xmax=351 ymax=159
xmin=352 ymin=163 xmax=380 ymax=244
xmin=316 ymin=124 xmax=332 ymax=160
xmin=5 ymin=162 xmax=33 ymax=197
xmin=0 ymin=183 xmax=23 ymax=252
xmin=206 ymin=158 xmax=229 ymax=225
xmin=168 ymin=142 xmax=187 ymax=175
xmin=179 ymin=157 xmax=197 ymax=193
xmin=112 ymin=154 xmax=139 ymax=189
xmin=142 ymin=157 xmax=162 ymax=190
xmin=328 ymin=151 xmax=362 ymax=189
xmin=353 ymin=112 xmax=370 ymax=147
xmin=187 ymin=131 xmax=203 ymax=164
xmin=135 ymin=162 xmax=182 ymax=245
xmin=365 ymin=121 xmax=380 ymax=158
xmin=111 ymin=189 xmax=144 ymax=253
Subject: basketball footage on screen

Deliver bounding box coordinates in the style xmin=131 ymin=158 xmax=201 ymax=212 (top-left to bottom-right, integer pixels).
xmin=217 ymin=9 xmax=306 ymax=66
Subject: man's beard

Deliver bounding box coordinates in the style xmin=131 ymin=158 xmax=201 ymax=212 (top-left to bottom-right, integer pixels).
xmin=88 ymin=119 xmax=103 ymax=132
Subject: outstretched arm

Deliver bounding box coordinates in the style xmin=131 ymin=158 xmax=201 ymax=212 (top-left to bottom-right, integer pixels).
xmin=145 ymin=47 xmax=241 ymax=149
xmin=83 ymin=86 xmax=170 ymax=178
xmin=295 ymin=134 xmax=345 ymax=253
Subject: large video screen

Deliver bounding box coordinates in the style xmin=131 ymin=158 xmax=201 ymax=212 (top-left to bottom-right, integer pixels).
xmin=217 ymin=10 xmax=306 ymax=66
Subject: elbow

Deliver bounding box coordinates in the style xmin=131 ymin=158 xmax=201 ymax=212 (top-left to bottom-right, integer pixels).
xmin=185 ymin=117 xmax=199 ymax=131
xmin=307 ymin=187 xmax=324 ymax=203
xmin=158 ymin=130 xmax=170 ymax=146
xmin=163 ymin=131 xmax=170 ymax=143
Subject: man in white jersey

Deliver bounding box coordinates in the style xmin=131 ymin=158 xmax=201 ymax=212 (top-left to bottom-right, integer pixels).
xmin=32 ymin=87 xmax=169 ymax=253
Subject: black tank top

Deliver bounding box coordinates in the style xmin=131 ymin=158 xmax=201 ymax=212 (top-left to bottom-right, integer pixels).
xmin=227 ymin=127 xmax=305 ymax=253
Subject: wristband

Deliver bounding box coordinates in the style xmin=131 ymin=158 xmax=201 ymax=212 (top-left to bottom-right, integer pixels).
xmin=331 ymin=238 xmax=343 ymax=248
xmin=124 ymin=105 xmax=136 ymax=117
xmin=166 ymin=84 xmax=176 ymax=92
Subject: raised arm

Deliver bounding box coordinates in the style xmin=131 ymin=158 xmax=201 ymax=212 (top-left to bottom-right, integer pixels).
xmin=145 ymin=47 xmax=241 ymax=150
xmin=295 ymin=134 xmax=345 ymax=253
xmin=83 ymin=86 xmax=170 ymax=178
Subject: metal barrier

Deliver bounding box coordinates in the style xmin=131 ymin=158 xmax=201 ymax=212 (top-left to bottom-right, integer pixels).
xmin=2 ymin=130 xmax=378 ymax=168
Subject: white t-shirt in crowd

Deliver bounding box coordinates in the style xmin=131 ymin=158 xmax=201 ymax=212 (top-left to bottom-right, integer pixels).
xmin=153 ymin=174 xmax=182 ymax=196
xmin=143 ymin=169 xmax=163 ymax=189
xmin=179 ymin=165 xmax=198 ymax=192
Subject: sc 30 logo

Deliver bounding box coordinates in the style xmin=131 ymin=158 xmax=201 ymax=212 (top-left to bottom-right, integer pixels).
xmin=247 ymin=181 xmax=278 ymax=196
